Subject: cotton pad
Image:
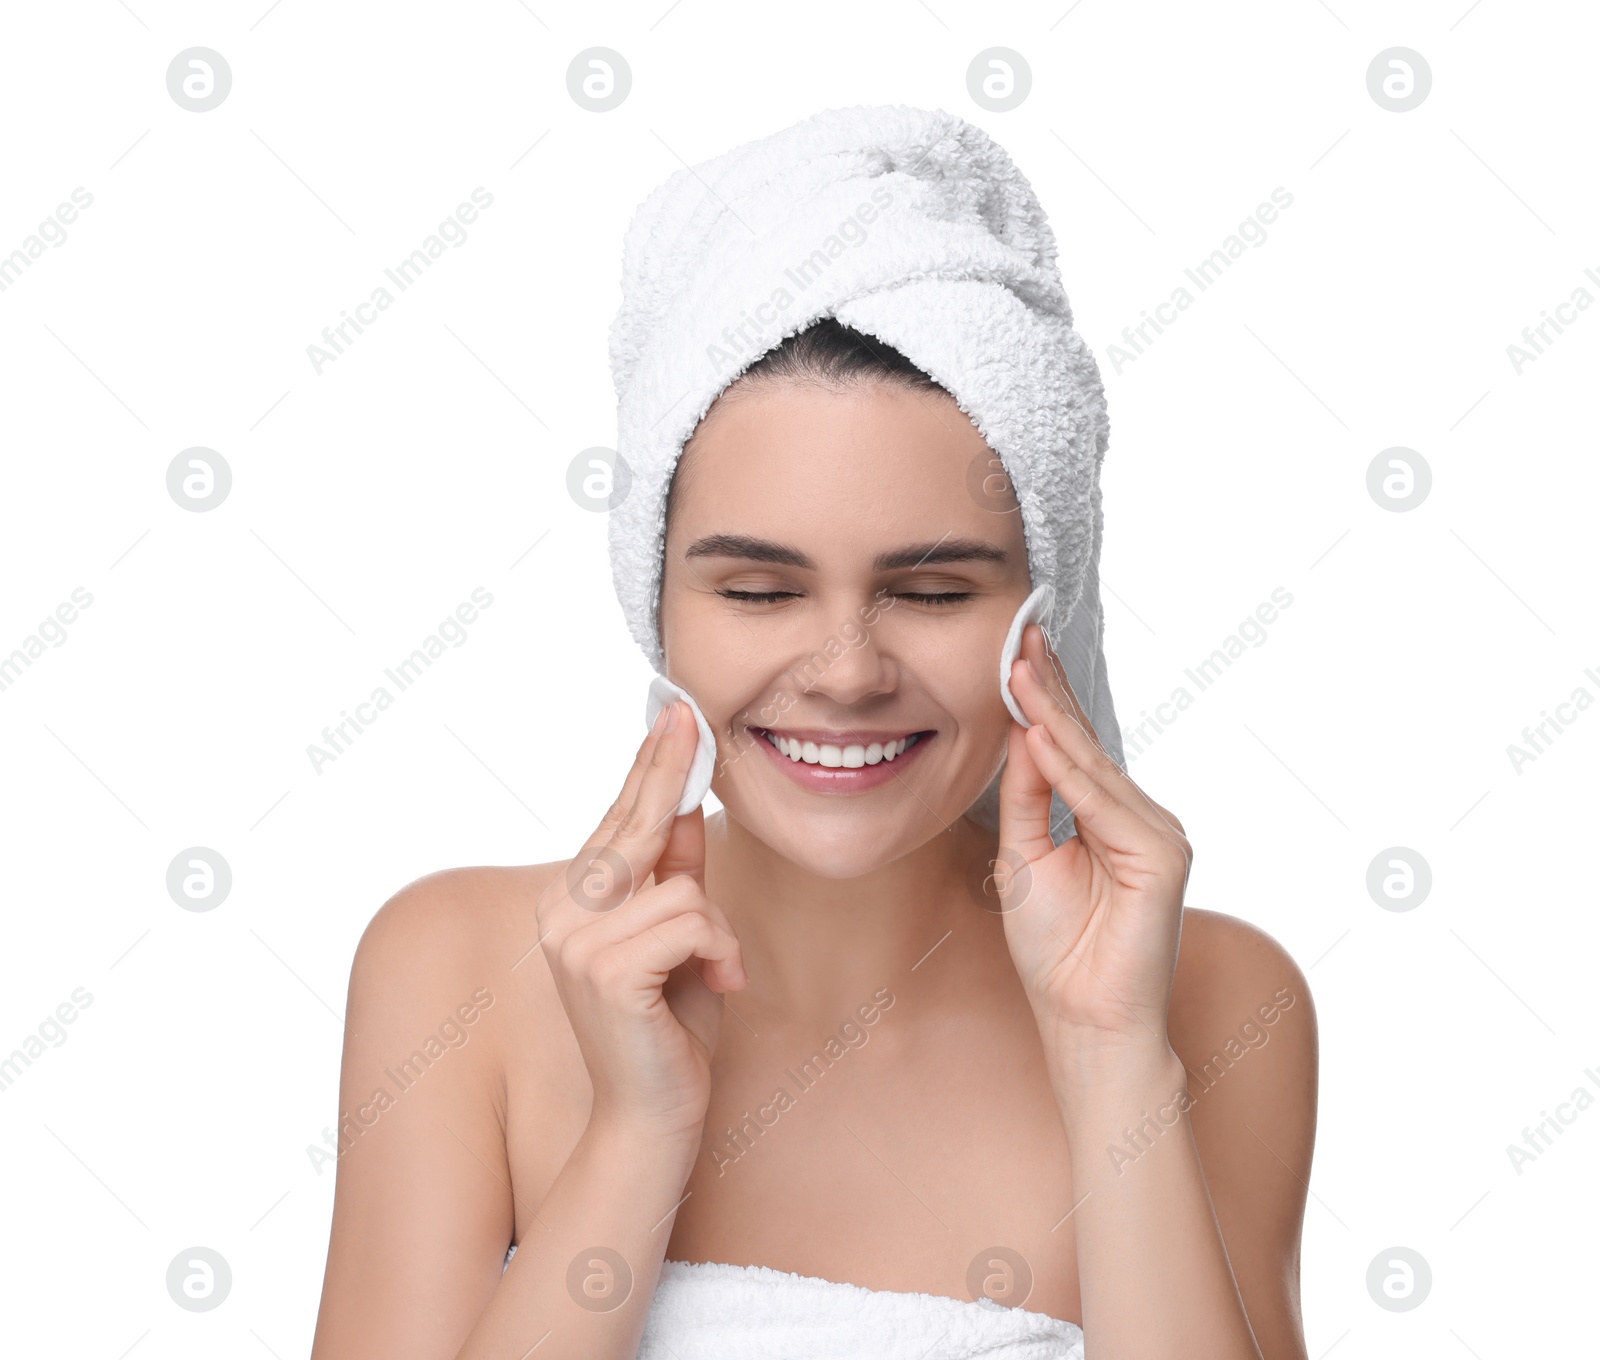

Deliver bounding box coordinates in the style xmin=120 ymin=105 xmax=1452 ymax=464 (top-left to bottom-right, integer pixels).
xmin=999 ymin=585 xmax=1056 ymax=726
xmin=644 ymin=675 xmax=717 ymax=816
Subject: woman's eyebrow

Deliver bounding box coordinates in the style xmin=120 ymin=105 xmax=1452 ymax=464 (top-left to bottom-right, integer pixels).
xmin=682 ymin=534 xmax=1009 ymax=571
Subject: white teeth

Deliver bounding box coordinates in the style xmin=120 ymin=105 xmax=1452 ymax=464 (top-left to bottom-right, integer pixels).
xmin=763 ymin=732 xmax=920 ymax=767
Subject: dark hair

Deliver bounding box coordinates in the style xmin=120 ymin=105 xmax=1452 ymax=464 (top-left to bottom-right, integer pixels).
xmin=732 ymin=315 xmax=945 ymax=393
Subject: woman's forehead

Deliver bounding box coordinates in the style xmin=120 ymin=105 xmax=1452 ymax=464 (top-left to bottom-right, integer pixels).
xmin=668 ymin=380 xmax=1018 ymax=536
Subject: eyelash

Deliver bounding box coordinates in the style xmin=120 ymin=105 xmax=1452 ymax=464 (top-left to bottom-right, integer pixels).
xmin=717 ymin=589 xmax=973 ymax=606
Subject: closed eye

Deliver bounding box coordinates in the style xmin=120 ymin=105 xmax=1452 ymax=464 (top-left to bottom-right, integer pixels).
xmin=716 ymin=589 xmax=974 ymax=606
xmin=720 ymin=585 xmax=800 ymax=601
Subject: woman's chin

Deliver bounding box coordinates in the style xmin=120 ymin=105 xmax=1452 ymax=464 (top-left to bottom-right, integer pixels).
xmin=719 ymin=788 xmax=977 ymax=881
xmin=757 ymin=828 xmax=920 ymax=881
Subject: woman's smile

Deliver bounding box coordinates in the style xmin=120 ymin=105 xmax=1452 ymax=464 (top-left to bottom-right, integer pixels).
xmin=748 ymin=723 xmax=934 ymax=792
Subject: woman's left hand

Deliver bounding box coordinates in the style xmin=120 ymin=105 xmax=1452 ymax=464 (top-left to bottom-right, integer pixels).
xmin=995 ymin=623 xmax=1192 ymax=1082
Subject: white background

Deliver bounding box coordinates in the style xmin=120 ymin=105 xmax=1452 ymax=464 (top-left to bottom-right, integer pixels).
xmin=1 ymin=1 xmax=1595 ymax=1356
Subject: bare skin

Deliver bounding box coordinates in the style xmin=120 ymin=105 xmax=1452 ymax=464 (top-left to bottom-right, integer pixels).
xmin=310 ymin=379 xmax=1318 ymax=1360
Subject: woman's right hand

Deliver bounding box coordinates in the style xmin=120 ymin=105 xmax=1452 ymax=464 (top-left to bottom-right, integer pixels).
xmin=534 ymin=699 xmax=747 ymax=1150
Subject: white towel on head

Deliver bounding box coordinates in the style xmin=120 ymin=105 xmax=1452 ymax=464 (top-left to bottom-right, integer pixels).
xmin=606 ymin=103 xmax=1124 ymax=841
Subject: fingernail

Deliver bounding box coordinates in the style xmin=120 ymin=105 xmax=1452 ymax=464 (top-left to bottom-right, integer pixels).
xmin=664 ymin=700 xmax=681 ymax=733
xmin=1020 ymin=658 xmax=1039 ymax=685
xmin=651 ymin=704 xmax=669 ymax=735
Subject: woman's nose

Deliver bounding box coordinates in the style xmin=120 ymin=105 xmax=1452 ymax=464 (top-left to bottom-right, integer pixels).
xmin=788 ymin=622 xmax=897 ymax=706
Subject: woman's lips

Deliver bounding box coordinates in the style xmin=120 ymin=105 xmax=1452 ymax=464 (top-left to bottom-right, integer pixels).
xmin=748 ymin=726 xmax=933 ymax=793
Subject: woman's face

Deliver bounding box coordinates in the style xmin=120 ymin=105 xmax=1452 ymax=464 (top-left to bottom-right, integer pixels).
xmin=659 ymin=376 xmax=1032 ymax=878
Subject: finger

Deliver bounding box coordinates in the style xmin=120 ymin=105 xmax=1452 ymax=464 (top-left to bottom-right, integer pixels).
xmin=1009 ymin=649 xmax=1112 ymax=783
xmin=544 ymin=703 xmax=700 ymax=928
xmin=997 ymin=721 xmax=1055 ymax=864
xmin=577 ymin=873 xmax=742 ymax=969
xmin=605 ymin=699 xmax=701 ymax=884
xmin=1009 ymin=649 xmax=1143 ymax=835
xmin=653 ymin=804 xmax=706 ymax=890
xmin=1012 ymin=636 xmax=1186 ymax=844
xmin=1024 ymin=720 xmax=1185 ymax=871
xmin=1018 ymin=624 xmax=1106 ymax=756
xmin=601 ymin=901 xmax=747 ymax=995
xmin=1143 ymin=797 xmax=1186 ymax=837
xmin=1023 ymin=624 xmax=1185 ymax=843
xmin=1013 ymin=664 xmax=1184 ymax=857
xmin=588 ymin=700 xmax=674 ymax=848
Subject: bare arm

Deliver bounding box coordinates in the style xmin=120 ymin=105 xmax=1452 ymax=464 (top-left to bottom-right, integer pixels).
xmin=1172 ymin=912 xmax=1318 ymax=1360
xmin=311 ymin=701 xmax=743 ymax=1359
xmin=1055 ymin=1050 xmax=1266 ymax=1357
xmin=1047 ymin=913 xmax=1316 ymax=1358
xmin=452 ymin=1119 xmax=698 ymax=1358
xmin=308 ymin=875 xmax=521 ymax=1360
xmin=305 ymin=874 xmax=714 ymax=1360
xmin=997 ymin=631 xmax=1316 ymax=1356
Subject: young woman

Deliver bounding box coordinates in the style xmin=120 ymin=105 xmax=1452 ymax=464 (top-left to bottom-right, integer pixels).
xmin=307 ymin=316 xmax=1317 ymax=1360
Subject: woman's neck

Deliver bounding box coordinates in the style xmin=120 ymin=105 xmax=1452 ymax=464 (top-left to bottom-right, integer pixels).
xmin=700 ymin=809 xmax=1004 ymax=1030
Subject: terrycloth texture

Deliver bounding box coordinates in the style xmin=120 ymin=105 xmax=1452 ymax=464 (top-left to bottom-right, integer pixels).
xmin=607 ymin=103 xmax=1124 ymax=841
xmin=503 ymin=1247 xmax=1084 ymax=1358
xmin=640 ymin=1260 xmax=1086 ymax=1360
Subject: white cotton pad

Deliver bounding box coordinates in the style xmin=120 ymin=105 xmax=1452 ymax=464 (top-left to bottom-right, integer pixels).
xmin=999 ymin=584 xmax=1056 ymax=726
xmin=645 ymin=675 xmax=717 ymax=816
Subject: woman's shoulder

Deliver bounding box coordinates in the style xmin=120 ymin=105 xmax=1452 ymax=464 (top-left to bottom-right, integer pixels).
xmin=1169 ymin=906 xmax=1318 ymax=1063
xmin=1167 ymin=906 xmax=1318 ymax=1200
xmin=313 ymin=861 xmax=584 ymax=1356
xmin=356 ymin=861 xmax=571 ymax=956
xmin=347 ymin=860 xmax=581 ymax=1059
xmin=1173 ymin=904 xmax=1311 ymax=987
